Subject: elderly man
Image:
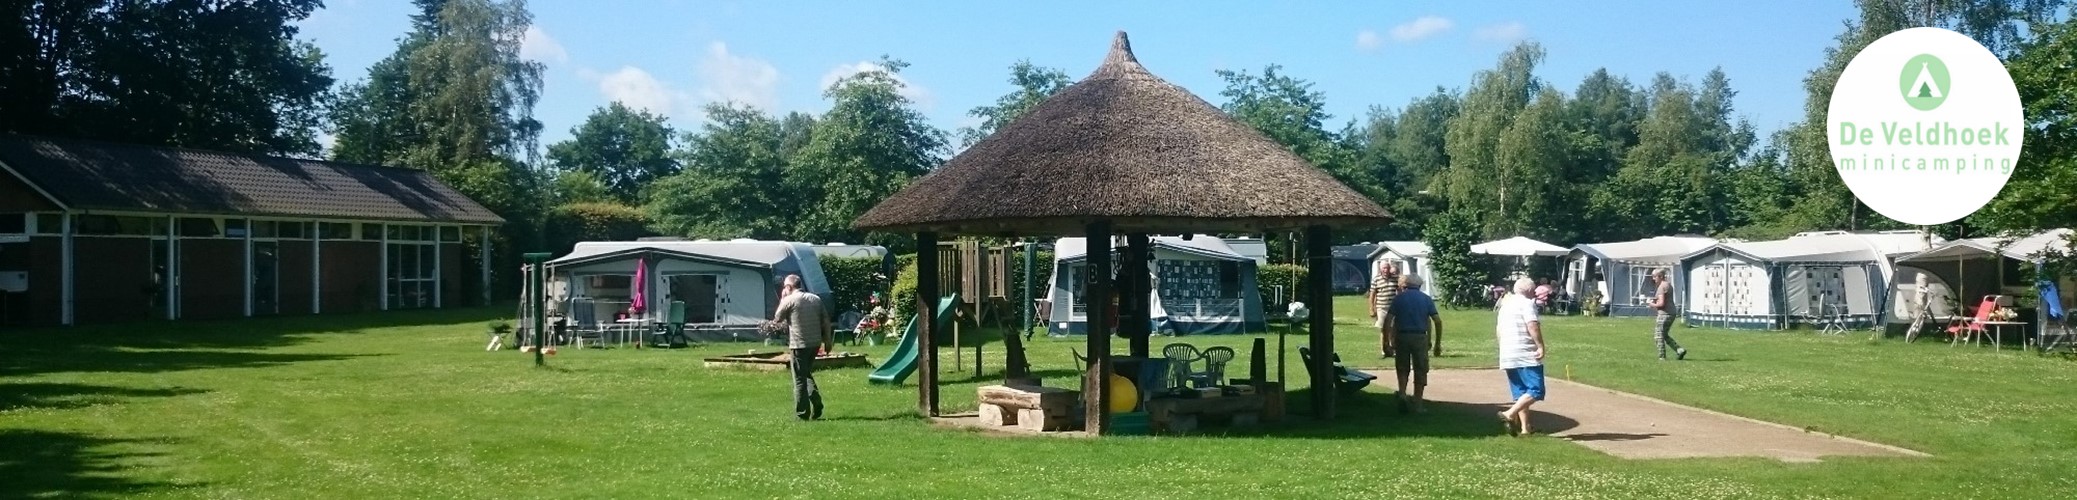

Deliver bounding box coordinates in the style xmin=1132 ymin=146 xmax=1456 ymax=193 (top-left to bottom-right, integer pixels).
xmin=772 ymin=274 xmax=828 ymax=420
xmin=1366 ymin=262 xmax=1401 ymax=358
xmin=1496 ymin=277 xmax=1547 ymax=436
xmin=1383 ymin=273 xmax=1441 ymax=413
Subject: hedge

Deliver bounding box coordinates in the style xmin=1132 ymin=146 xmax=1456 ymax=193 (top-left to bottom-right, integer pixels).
xmin=820 ymin=256 xmax=887 ymax=317
xmin=1256 ymin=264 xmax=1308 ymax=308
xmin=542 ymin=202 xmax=651 ymax=257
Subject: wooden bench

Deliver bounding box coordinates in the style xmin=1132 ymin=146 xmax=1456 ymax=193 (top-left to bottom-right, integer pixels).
xmin=1143 ymin=383 xmax=1280 ymax=434
xmin=976 ymin=384 xmax=1075 ymax=432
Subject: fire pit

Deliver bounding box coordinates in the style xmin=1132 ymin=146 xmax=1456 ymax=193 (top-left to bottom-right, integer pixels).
xmin=702 ymin=351 xmax=870 ymax=371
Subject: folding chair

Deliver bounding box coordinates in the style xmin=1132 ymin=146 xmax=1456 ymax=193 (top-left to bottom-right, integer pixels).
xmin=1946 ymin=296 xmax=1999 ymax=346
xmin=2037 ymin=281 xmax=2071 ymax=353
xmin=650 ymin=300 xmax=689 ymax=348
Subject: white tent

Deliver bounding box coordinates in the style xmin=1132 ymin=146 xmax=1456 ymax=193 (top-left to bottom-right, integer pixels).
xmin=1677 ymin=231 xmax=1937 ymax=330
xmin=1567 ymin=236 xmax=1716 ymax=316
xmin=544 ymin=240 xmax=829 ymax=341
xmin=1472 ymin=236 xmax=1569 ymax=257
xmin=1045 ymin=235 xmax=1265 ymax=335
xmin=1893 ymin=229 xmax=2075 ymax=336
xmin=1367 ymin=241 xmax=1434 ymax=293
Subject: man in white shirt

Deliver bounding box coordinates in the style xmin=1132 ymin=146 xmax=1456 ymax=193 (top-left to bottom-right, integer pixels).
xmin=1495 ymin=277 xmax=1547 ymax=436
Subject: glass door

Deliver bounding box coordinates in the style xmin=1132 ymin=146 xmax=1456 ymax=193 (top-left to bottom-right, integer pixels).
xmin=253 ymin=241 xmax=279 ymax=315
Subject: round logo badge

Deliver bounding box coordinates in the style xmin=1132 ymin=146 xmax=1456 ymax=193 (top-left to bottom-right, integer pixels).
xmin=1826 ymin=27 xmax=2023 ymax=226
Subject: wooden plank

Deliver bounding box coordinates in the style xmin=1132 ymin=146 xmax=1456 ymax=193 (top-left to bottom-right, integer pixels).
xmin=1144 ymin=394 xmax=1265 ymax=416
xmin=976 ymin=384 xmax=1074 ymax=410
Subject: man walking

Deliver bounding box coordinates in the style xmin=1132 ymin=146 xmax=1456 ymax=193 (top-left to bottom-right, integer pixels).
xmin=1367 ymin=262 xmax=1401 ymax=358
xmin=1383 ymin=274 xmax=1441 ymax=414
xmin=1495 ymin=277 xmax=1546 ymax=436
xmin=1649 ymin=269 xmax=1688 ymax=361
xmin=772 ymin=274 xmax=828 ymax=420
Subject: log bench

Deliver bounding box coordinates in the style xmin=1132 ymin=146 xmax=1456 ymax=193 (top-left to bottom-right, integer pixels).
xmin=976 ymin=384 xmax=1075 ymax=432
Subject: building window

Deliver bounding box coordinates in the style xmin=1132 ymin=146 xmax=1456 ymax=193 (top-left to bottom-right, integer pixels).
xmin=178 ymin=217 xmax=220 ymax=237
xmin=252 ymin=220 xmax=277 ymax=238
xmin=361 ymin=223 xmax=383 ymax=241
xmin=75 ymin=215 xmax=156 ymax=236
xmin=319 ymin=222 xmax=353 ymax=240
xmin=225 ymin=219 xmax=248 ymax=238
xmin=387 ymin=241 xmax=437 ymax=309
xmin=36 ymin=214 xmax=62 ymax=234
xmin=277 ymin=221 xmax=307 ymax=239
xmin=440 ymin=226 xmax=461 ymax=242
xmin=0 ymin=214 xmax=26 ymax=234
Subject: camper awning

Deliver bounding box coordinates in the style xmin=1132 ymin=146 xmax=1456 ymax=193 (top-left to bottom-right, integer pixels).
xmin=1573 ymin=236 xmax=1717 ymax=265
xmin=1471 ymin=236 xmax=1568 ymax=257
xmin=1898 ymin=229 xmax=2073 ymax=264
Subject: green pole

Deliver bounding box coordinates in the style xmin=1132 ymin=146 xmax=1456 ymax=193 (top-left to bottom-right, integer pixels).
xmin=1022 ymin=240 xmax=1036 ymax=340
xmin=525 ymin=252 xmax=551 ymax=367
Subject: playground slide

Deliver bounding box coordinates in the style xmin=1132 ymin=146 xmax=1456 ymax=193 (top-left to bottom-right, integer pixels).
xmin=866 ymin=295 xmax=960 ymax=385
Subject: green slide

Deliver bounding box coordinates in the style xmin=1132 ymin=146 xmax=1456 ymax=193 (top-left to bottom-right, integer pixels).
xmin=867 ymin=295 xmax=960 ymax=385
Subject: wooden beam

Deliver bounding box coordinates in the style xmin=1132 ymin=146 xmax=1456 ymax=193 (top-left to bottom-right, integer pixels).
xmin=1124 ymin=233 xmax=1151 ymax=358
xmin=917 ymin=231 xmax=941 ymax=417
xmin=1306 ymin=225 xmax=1336 ymax=420
xmin=1083 ymin=221 xmax=1113 ymax=435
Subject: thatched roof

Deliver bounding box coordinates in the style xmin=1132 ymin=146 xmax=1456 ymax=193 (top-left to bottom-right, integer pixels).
xmin=852 ymin=31 xmax=1390 ymax=236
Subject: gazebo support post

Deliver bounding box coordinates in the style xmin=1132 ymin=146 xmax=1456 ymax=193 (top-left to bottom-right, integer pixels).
xmin=917 ymin=231 xmax=941 ymax=417
xmin=1084 ymin=221 xmax=1114 ymax=435
xmin=1124 ymin=233 xmax=1152 ymax=358
xmin=1306 ymin=225 xmax=1337 ymax=420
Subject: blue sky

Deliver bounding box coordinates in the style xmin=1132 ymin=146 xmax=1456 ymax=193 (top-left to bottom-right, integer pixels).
xmin=298 ymin=1 xmax=1863 ymax=152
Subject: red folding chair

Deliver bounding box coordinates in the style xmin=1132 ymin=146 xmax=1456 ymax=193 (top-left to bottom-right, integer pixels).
xmin=1946 ymin=296 xmax=1999 ymax=345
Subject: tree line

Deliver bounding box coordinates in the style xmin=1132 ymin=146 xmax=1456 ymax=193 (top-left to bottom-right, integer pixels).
xmin=3 ymin=0 xmax=2071 ymax=299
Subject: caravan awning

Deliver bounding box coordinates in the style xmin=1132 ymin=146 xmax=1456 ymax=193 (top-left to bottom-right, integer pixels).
xmin=1572 ymin=236 xmax=1716 ymax=265
xmin=1898 ymin=229 xmax=2073 ymax=264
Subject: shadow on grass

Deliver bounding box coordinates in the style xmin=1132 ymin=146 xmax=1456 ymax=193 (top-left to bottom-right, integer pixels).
xmin=0 ymin=305 xmax=501 ymax=377
xmin=0 ymin=430 xmax=183 ymax=498
xmin=1170 ymin=387 xmax=1580 ymax=440
xmin=0 ymin=382 xmax=210 ymax=412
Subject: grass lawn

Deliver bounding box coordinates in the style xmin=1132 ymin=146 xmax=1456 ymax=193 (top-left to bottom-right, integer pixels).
xmin=5 ymin=296 xmax=2075 ymax=498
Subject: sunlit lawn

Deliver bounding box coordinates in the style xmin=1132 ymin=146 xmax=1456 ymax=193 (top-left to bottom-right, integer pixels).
xmin=4 ymin=296 xmax=2074 ymax=498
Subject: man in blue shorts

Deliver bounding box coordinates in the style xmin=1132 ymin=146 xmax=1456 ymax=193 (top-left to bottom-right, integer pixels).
xmin=1495 ymin=277 xmax=1547 ymax=436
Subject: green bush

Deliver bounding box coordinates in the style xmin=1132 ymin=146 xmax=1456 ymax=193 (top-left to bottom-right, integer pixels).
xmin=1256 ymin=264 xmax=1308 ymax=307
xmin=890 ymin=258 xmax=920 ymax=331
xmin=820 ymin=256 xmax=886 ymax=316
xmin=542 ymin=202 xmax=652 ymax=256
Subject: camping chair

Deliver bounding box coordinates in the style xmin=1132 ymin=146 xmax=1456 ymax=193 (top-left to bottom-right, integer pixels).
xmin=1194 ymin=346 xmax=1235 ymax=388
xmin=1161 ymin=343 xmax=1202 ymax=390
xmin=1946 ymin=296 xmax=2000 ymax=346
xmin=650 ymin=301 xmax=689 ymax=348
xmin=2038 ymin=280 xmax=2073 ymax=354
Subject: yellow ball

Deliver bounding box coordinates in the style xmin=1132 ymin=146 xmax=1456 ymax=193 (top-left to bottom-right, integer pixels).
xmin=1107 ymin=373 xmax=1138 ymax=413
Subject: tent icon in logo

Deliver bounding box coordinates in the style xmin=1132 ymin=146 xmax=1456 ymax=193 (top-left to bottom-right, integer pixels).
xmin=1900 ymin=54 xmax=1949 ymax=111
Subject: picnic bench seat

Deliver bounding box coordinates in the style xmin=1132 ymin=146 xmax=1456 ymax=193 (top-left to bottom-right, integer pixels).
xmin=1297 ymin=347 xmax=1376 ymax=394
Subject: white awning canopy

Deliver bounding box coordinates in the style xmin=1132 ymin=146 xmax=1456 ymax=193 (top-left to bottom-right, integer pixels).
xmin=1471 ymin=236 xmax=1568 ymax=257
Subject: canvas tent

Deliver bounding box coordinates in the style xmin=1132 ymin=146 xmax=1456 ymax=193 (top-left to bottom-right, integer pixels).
xmin=1567 ymin=236 xmax=1716 ymax=316
xmin=544 ymin=240 xmax=829 ymax=341
xmin=1677 ymin=231 xmax=1936 ymax=330
xmin=1331 ymin=244 xmax=1379 ymax=293
xmin=1045 ymin=235 xmax=1266 ymax=335
xmin=1368 ymin=242 xmax=1434 ymax=293
xmin=1893 ymin=229 xmax=2075 ymax=337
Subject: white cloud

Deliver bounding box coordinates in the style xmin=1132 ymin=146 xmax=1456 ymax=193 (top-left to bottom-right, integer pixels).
xmin=1390 ymin=16 xmax=1454 ymax=42
xmin=585 ymin=66 xmax=687 ymax=116
xmin=819 ymin=61 xmax=935 ymax=112
xmin=1355 ymin=30 xmax=1383 ymax=51
xmin=693 ymin=42 xmax=780 ymax=111
xmin=1474 ymin=22 xmax=1529 ymax=43
xmin=521 ymin=26 xmax=568 ymax=64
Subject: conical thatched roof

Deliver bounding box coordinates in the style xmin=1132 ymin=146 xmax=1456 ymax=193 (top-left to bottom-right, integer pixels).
xmin=852 ymin=31 xmax=1391 ymax=237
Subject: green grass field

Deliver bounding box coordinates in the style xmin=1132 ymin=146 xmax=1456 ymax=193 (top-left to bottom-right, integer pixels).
xmin=5 ymin=296 xmax=2074 ymax=498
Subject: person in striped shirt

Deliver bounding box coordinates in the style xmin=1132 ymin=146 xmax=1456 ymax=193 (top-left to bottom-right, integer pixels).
xmin=1367 ymin=262 xmax=1401 ymax=358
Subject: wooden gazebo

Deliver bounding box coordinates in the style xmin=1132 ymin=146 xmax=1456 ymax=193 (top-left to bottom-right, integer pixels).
xmin=852 ymin=31 xmax=1391 ymax=434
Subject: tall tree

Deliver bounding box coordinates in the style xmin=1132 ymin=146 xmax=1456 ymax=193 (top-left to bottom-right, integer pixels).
xmin=0 ymin=0 xmax=333 ymax=155
xmin=788 ymin=57 xmax=947 ymax=246
xmin=1972 ymin=18 xmax=2077 ymax=235
xmin=1493 ymin=87 xmax=1574 ymax=241
xmin=648 ymin=103 xmax=792 ymax=239
xmin=957 ymin=60 xmax=1071 ymax=148
xmin=546 ymin=103 xmax=679 ymax=203
xmin=1441 ymin=42 xmax=1547 ymax=238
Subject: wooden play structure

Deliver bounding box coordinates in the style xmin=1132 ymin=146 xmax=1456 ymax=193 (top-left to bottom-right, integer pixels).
xmin=850 ymin=31 xmax=1391 ymax=435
